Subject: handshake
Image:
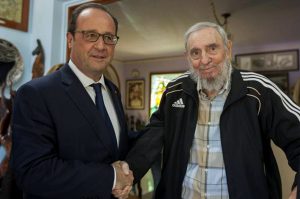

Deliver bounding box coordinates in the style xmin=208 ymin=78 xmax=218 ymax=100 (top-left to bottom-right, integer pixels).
xmin=111 ymin=161 xmax=134 ymax=199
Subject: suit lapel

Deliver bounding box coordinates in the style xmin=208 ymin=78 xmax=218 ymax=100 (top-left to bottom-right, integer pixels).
xmin=60 ymin=65 xmax=118 ymax=159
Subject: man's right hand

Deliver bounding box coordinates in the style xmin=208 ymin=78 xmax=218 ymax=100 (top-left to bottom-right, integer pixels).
xmin=112 ymin=161 xmax=133 ymax=199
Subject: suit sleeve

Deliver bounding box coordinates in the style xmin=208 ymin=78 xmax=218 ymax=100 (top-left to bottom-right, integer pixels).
xmin=11 ymin=84 xmax=114 ymax=198
xmin=125 ymin=92 xmax=166 ymax=183
xmin=263 ymin=87 xmax=300 ymax=198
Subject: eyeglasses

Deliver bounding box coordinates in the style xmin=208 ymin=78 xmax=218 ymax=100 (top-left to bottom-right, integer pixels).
xmin=188 ymin=44 xmax=221 ymax=60
xmin=74 ymin=30 xmax=119 ymax=45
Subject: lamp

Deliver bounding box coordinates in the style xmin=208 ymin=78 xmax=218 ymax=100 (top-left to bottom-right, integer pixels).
xmin=209 ymin=0 xmax=232 ymax=40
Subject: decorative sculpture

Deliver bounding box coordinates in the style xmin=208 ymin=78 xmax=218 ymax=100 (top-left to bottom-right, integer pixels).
xmin=31 ymin=39 xmax=45 ymax=79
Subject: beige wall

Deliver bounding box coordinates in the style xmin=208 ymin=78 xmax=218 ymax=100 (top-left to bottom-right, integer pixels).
xmin=272 ymin=142 xmax=296 ymax=198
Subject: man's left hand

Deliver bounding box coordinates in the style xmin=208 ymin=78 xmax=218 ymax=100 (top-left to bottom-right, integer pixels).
xmin=289 ymin=187 xmax=297 ymax=199
xmin=112 ymin=161 xmax=133 ymax=199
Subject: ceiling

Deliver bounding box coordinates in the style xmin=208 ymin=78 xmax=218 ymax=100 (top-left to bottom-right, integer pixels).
xmin=106 ymin=0 xmax=300 ymax=62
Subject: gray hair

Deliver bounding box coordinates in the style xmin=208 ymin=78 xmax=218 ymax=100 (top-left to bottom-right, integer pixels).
xmin=184 ymin=22 xmax=229 ymax=51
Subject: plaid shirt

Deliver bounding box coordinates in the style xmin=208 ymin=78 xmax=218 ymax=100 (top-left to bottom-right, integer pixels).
xmin=182 ymin=77 xmax=231 ymax=199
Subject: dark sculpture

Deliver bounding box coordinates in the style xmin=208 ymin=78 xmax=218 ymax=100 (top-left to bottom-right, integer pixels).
xmin=32 ymin=39 xmax=45 ymax=79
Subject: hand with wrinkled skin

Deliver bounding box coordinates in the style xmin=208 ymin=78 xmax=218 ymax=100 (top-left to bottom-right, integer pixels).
xmin=112 ymin=185 xmax=132 ymax=199
xmin=112 ymin=161 xmax=133 ymax=199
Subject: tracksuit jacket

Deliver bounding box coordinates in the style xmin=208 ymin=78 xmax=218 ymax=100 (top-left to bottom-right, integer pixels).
xmin=126 ymin=68 xmax=300 ymax=199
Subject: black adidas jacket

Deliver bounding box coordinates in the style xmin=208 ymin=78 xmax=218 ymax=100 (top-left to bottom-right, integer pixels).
xmin=126 ymin=68 xmax=300 ymax=199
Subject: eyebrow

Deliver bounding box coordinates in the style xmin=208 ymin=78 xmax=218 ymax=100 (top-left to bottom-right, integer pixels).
xmin=80 ymin=29 xmax=97 ymax=32
xmin=207 ymin=43 xmax=219 ymax=48
xmin=189 ymin=43 xmax=220 ymax=50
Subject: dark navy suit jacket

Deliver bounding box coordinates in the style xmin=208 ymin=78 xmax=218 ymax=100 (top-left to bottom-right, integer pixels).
xmin=11 ymin=64 xmax=129 ymax=199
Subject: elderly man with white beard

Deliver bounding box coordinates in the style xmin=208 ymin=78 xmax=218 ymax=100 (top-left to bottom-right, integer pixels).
xmin=121 ymin=22 xmax=300 ymax=199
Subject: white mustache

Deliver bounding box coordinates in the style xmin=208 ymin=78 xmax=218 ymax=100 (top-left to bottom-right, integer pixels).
xmin=199 ymin=64 xmax=218 ymax=71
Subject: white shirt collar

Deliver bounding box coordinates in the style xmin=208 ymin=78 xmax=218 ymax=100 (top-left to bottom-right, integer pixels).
xmin=68 ymin=60 xmax=107 ymax=90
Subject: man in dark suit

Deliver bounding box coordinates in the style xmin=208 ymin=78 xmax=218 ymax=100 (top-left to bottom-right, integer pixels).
xmin=11 ymin=3 xmax=133 ymax=199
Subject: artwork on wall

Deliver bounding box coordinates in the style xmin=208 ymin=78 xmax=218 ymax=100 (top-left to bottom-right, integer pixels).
xmin=0 ymin=0 xmax=29 ymax=32
xmin=126 ymin=79 xmax=145 ymax=110
xmin=235 ymin=49 xmax=299 ymax=72
xmin=149 ymin=72 xmax=183 ymax=116
xmin=264 ymin=73 xmax=289 ymax=95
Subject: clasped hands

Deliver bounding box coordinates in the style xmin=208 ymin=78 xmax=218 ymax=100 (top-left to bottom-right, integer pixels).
xmin=112 ymin=161 xmax=133 ymax=199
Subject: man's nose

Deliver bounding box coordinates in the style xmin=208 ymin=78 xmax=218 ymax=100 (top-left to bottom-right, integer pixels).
xmin=94 ymin=36 xmax=106 ymax=49
xmin=200 ymin=51 xmax=211 ymax=65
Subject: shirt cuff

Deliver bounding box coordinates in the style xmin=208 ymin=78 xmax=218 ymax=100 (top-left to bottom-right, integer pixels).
xmin=112 ymin=165 xmax=116 ymax=190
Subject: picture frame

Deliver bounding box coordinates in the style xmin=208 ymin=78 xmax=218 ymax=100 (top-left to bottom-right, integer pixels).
xmin=126 ymin=79 xmax=145 ymax=110
xmin=0 ymin=0 xmax=29 ymax=32
xmin=235 ymin=49 xmax=299 ymax=72
xmin=149 ymin=71 xmax=183 ymax=116
xmin=264 ymin=73 xmax=289 ymax=95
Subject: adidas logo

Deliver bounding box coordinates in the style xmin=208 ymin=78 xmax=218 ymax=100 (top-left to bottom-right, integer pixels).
xmin=172 ymin=98 xmax=185 ymax=108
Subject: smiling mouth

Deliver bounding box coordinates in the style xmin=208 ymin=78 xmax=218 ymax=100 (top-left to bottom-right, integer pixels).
xmin=91 ymin=55 xmax=106 ymax=60
xmin=199 ymin=65 xmax=215 ymax=71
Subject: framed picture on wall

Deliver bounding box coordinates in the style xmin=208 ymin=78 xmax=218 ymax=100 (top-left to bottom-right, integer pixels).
xmin=149 ymin=71 xmax=183 ymax=116
xmin=264 ymin=73 xmax=289 ymax=95
xmin=235 ymin=49 xmax=299 ymax=72
xmin=126 ymin=79 xmax=145 ymax=110
xmin=0 ymin=0 xmax=29 ymax=31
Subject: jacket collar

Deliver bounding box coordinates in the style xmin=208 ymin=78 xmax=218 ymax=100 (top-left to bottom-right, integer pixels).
xmin=181 ymin=72 xmax=198 ymax=99
xmin=223 ymin=68 xmax=248 ymax=110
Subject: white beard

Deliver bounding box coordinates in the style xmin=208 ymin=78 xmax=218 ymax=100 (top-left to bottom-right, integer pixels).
xmin=189 ymin=59 xmax=231 ymax=92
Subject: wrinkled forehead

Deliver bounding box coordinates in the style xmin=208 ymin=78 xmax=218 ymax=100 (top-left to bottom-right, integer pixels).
xmin=187 ymin=27 xmax=224 ymax=50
